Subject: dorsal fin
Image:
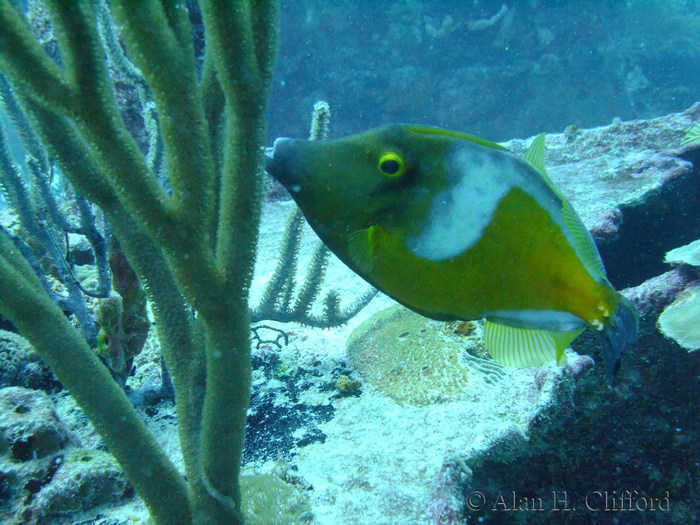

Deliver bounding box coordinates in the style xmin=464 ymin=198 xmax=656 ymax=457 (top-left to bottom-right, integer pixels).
xmin=561 ymin=202 xmax=607 ymax=279
xmin=484 ymin=321 xmax=584 ymax=368
xmin=523 ymin=134 xmax=548 ymax=178
xmin=523 ymin=134 xmax=562 ymax=190
xmin=523 ymin=133 xmax=607 ymax=279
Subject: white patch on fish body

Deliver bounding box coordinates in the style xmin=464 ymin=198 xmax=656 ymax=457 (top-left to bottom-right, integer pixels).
xmin=407 ymin=143 xmax=566 ymax=262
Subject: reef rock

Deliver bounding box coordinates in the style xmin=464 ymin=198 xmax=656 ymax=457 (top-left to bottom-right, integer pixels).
xmin=0 ymin=387 xmax=131 ymax=524
xmin=18 ymin=449 xmax=132 ymax=524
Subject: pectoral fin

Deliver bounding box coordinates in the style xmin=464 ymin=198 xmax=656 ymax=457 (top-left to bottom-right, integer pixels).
xmin=348 ymin=225 xmax=381 ymax=273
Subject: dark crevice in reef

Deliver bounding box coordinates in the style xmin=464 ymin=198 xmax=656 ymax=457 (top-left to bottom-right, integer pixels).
xmin=597 ymin=157 xmax=700 ymax=290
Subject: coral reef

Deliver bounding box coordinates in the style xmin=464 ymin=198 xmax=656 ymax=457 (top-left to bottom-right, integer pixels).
xmin=0 ymin=2 xmax=698 ymax=523
xmin=0 ymin=101 xmax=693 ymax=524
xmin=240 ymin=472 xmax=312 ymax=524
xmin=0 ymin=75 xmax=111 ymax=349
xmin=0 ymin=331 xmax=56 ymax=392
xmin=19 ymin=449 xmax=132 ymax=524
xmin=457 ymin=270 xmax=700 ymax=524
xmin=251 ymin=204 xmax=376 ymax=328
xmin=244 ymin=338 xmax=337 ymax=464
xmin=0 ymin=5 xmax=151 ymax=389
xmin=665 ymin=238 xmax=700 ymax=266
xmin=427 ymin=110 xmax=700 ymax=524
xmin=658 ymin=283 xmax=700 ymax=351
xmin=0 ymin=387 xmax=71 ymax=461
xmin=335 ymin=374 xmax=361 ymax=396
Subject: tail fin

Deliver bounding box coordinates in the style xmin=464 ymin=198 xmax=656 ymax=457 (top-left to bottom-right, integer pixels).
xmin=599 ymin=294 xmax=638 ymax=386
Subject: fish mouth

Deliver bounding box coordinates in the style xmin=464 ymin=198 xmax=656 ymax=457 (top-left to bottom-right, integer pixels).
xmin=265 ymin=137 xmax=302 ymax=189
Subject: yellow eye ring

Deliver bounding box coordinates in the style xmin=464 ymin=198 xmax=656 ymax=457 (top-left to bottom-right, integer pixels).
xmin=378 ymin=152 xmax=406 ymax=178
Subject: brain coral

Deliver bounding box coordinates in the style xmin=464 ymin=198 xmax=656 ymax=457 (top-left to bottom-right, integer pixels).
xmin=347 ymin=305 xmax=501 ymax=405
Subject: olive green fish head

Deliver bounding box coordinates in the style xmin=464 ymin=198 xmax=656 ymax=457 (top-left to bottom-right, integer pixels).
xmin=265 ymin=124 xmax=489 ymax=262
xmin=267 ymin=125 xmax=423 ymax=239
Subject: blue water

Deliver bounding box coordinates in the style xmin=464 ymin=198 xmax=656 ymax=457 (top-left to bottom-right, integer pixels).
xmin=269 ymin=0 xmax=700 ymax=142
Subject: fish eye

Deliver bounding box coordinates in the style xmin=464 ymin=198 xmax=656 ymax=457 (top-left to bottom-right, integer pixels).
xmin=378 ymin=153 xmax=406 ymax=178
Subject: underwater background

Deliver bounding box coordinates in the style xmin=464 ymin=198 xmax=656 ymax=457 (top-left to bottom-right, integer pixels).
xmin=0 ymin=1 xmax=699 ymax=524
xmin=269 ymin=1 xmax=700 ymax=142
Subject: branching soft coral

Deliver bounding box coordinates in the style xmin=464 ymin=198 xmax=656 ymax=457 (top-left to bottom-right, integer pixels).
xmin=0 ymin=2 xmax=278 ymax=523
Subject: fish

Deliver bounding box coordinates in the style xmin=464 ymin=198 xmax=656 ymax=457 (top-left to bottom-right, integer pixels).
xmin=265 ymin=124 xmax=638 ymax=384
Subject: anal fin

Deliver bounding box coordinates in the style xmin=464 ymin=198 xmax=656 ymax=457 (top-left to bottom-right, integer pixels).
xmin=484 ymin=321 xmax=584 ymax=368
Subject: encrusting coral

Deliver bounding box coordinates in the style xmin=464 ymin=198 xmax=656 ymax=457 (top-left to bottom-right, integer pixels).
xmin=658 ymin=238 xmax=700 ymax=351
xmin=0 ymin=330 xmax=36 ymax=386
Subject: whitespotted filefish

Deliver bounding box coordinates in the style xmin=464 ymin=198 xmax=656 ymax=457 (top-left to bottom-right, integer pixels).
xmin=265 ymin=125 xmax=638 ymax=384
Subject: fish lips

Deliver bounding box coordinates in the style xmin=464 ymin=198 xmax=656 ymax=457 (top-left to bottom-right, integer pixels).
xmin=265 ymin=137 xmax=305 ymax=193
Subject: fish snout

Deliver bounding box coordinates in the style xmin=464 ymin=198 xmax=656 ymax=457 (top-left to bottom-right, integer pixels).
xmin=265 ymin=137 xmax=302 ymax=190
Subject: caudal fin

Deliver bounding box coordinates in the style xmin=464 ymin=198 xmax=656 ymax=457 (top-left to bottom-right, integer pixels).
xmin=599 ymin=294 xmax=638 ymax=386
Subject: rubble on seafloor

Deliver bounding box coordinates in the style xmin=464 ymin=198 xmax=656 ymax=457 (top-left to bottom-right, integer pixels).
xmin=1 ymin=104 xmax=698 ymax=524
